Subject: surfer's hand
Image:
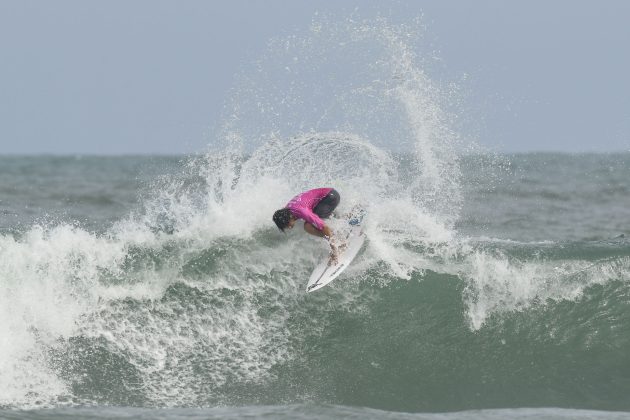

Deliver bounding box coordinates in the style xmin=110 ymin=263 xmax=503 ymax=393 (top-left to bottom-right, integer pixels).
xmin=322 ymin=225 xmax=333 ymax=239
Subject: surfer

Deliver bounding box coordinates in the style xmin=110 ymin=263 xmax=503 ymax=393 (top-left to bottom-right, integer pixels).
xmin=273 ymin=188 xmax=341 ymax=262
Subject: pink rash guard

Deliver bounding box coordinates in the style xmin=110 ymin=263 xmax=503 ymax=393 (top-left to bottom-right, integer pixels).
xmin=286 ymin=187 xmax=333 ymax=231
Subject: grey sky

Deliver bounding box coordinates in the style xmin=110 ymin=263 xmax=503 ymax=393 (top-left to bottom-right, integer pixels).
xmin=1 ymin=0 xmax=629 ymax=154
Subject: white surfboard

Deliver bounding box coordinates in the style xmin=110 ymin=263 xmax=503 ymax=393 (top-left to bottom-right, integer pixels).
xmin=306 ymin=211 xmax=366 ymax=293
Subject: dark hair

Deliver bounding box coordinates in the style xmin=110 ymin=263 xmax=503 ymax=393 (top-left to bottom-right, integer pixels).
xmin=273 ymin=208 xmax=292 ymax=232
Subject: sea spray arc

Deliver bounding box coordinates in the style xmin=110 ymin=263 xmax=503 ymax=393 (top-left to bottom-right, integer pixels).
xmin=379 ymin=23 xmax=463 ymax=225
xmin=218 ymin=16 xmax=465 ymax=277
xmin=222 ymin=17 xmax=464 ymax=217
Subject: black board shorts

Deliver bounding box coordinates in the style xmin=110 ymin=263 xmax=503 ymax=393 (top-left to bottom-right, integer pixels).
xmin=313 ymin=189 xmax=340 ymax=219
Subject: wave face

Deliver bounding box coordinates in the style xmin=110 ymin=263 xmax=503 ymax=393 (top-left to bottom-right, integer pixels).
xmin=1 ymin=17 xmax=630 ymax=414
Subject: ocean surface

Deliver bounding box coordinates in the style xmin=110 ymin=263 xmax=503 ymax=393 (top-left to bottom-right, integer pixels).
xmin=1 ymin=152 xmax=629 ymax=419
xmin=2 ymin=17 xmax=630 ymax=420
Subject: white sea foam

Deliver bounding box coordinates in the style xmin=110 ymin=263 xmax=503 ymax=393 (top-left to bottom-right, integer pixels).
xmin=0 ymin=225 xmax=125 ymax=406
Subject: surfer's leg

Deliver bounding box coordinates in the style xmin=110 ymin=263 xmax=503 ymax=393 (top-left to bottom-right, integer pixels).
xmin=313 ymin=189 xmax=340 ymax=219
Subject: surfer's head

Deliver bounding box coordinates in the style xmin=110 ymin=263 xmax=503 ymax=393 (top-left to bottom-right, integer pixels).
xmin=273 ymin=208 xmax=295 ymax=232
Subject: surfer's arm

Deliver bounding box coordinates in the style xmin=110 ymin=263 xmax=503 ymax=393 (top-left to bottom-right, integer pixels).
xmin=303 ymin=221 xmax=339 ymax=263
xmin=299 ymin=209 xmax=326 ymax=235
